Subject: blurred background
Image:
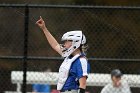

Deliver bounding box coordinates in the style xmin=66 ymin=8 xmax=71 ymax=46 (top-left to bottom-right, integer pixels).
xmin=0 ymin=0 xmax=140 ymax=93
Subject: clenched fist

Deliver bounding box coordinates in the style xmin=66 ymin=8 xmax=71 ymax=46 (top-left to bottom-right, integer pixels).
xmin=36 ymin=16 xmax=46 ymax=30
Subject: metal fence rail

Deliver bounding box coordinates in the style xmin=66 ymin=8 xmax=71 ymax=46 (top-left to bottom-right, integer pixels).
xmin=1 ymin=4 xmax=140 ymax=9
xmin=1 ymin=55 xmax=140 ymax=62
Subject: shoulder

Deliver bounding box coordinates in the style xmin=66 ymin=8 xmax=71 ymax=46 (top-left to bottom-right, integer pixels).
xmin=104 ymin=83 xmax=112 ymax=88
xmin=121 ymin=80 xmax=130 ymax=87
xmin=79 ymin=56 xmax=88 ymax=63
xmin=75 ymin=57 xmax=88 ymax=66
xmin=102 ymin=83 xmax=112 ymax=92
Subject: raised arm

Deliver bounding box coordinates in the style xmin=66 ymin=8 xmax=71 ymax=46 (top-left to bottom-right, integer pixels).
xmin=36 ymin=16 xmax=62 ymax=55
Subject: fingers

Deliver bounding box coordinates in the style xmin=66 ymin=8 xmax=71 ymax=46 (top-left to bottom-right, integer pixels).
xmin=36 ymin=20 xmax=42 ymax=24
xmin=40 ymin=16 xmax=43 ymax=20
xmin=36 ymin=16 xmax=44 ymax=24
xmin=36 ymin=16 xmax=46 ymax=29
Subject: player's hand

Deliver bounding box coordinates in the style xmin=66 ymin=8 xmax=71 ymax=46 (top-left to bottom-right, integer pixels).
xmin=36 ymin=16 xmax=46 ymax=30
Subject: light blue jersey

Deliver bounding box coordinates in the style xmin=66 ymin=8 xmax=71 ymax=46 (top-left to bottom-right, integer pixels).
xmin=61 ymin=54 xmax=90 ymax=91
xmin=32 ymin=84 xmax=50 ymax=92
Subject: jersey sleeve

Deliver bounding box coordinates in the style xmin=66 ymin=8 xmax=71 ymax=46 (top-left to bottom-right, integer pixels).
xmin=77 ymin=57 xmax=90 ymax=79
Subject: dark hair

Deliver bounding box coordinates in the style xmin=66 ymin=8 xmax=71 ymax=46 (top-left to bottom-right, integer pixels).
xmin=111 ymin=69 xmax=123 ymax=78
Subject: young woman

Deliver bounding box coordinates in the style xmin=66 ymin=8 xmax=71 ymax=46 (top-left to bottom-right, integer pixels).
xmin=36 ymin=16 xmax=90 ymax=93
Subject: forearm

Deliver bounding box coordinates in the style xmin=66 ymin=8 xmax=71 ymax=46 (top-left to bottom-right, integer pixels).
xmin=78 ymin=76 xmax=87 ymax=93
xmin=79 ymin=82 xmax=86 ymax=89
xmin=79 ymin=76 xmax=86 ymax=89
xmin=36 ymin=16 xmax=62 ymax=55
xmin=42 ymin=27 xmax=62 ymax=55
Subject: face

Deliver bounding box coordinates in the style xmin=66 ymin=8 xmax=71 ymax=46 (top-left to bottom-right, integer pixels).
xmin=60 ymin=40 xmax=72 ymax=53
xmin=63 ymin=40 xmax=72 ymax=49
xmin=112 ymin=76 xmax=121 ymax=87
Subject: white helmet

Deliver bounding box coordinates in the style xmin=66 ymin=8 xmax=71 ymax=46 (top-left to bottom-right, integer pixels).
xmin=61 ymin=30 xmax=86 ymax=57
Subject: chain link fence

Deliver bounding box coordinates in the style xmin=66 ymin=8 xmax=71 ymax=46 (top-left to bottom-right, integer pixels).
xmin=0 ymin=4 xmax=140 ymax=93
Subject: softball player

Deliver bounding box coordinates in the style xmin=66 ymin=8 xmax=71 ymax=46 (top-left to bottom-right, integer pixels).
xmin=36 ymin=16 xmax=90 ymax=93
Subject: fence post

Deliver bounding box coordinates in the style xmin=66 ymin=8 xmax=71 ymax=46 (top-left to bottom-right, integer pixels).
xmin=22 ymin=4 xmax=29 ymax=93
